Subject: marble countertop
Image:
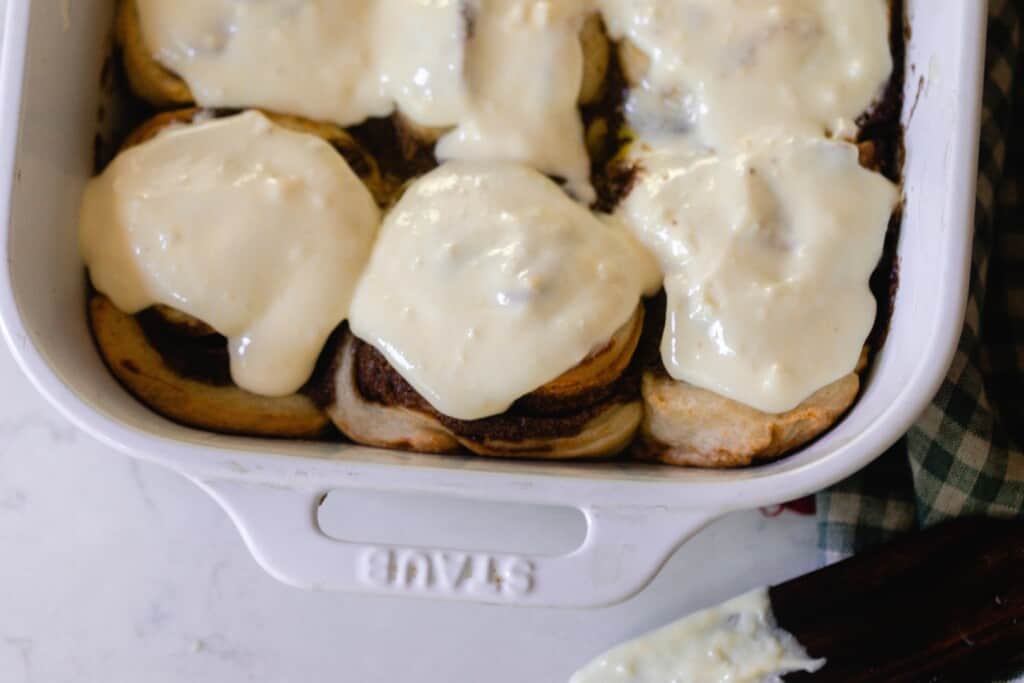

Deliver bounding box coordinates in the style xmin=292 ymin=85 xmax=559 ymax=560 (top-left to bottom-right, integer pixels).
xmin=0 ymin=339 xmax=822 ymax=683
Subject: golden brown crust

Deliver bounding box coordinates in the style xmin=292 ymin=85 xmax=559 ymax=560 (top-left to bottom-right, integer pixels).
xmin=578 ymin=14 xmax=611 ymax=106
xmin=638 ymin=370 xmax=860 ymax=468
xmin=150 ymin=304 xmax=216 ymax=337
xmin=88 ymin=107 xmax=390 ymax=438
xmin=116 ymin=0 xmax=193 ymax=108
xmin=89 ymin=294 xmax=331 ymax=438
xmin=455 ymin=402 xmax=642 ymax=458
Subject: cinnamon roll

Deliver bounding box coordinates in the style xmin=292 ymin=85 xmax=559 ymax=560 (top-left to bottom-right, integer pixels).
xmin=330 ymin=309 xmax=646 ymax=458
xmin=82 ymin=108 xmax=382 ymax=437
xmin=638 ymin=350 xmax=866 ymax=468
xmin=327 ymin=161 xmax=659 ymax=458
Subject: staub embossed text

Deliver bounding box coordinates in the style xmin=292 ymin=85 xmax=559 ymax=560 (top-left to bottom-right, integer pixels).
xmin=359 ymin=547 xmax=534 ymax=598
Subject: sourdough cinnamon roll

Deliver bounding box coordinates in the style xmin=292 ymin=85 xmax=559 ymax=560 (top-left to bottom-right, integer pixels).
xmin=328 ymin=161 xmax=659 ymax=458
xmin=81 ymin=109 xmax=382 ymax=437
xmin=620 ymin=139 xmax=898 ymax=467
xmin=331 ymin=310 xmax=646 ymax=457
xmin=89 ymin=294 xmax=334 ymax=438
xmin=638 ymin=346 xmax=867 ymax=468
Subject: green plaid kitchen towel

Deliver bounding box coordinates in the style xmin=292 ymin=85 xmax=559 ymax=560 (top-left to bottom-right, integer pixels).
xmin=817 ymin=0 xmax=1024 ymax=561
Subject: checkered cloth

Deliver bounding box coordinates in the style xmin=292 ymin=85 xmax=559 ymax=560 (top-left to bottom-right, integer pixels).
xmin=816 ymin=4 xmax=1023 ymax=676
xmin=817 ymin=0 xmax=1024 ymax=564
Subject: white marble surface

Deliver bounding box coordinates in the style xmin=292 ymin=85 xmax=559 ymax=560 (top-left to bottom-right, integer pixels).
xmin=0 ymin=339 xmax=822 ymax=683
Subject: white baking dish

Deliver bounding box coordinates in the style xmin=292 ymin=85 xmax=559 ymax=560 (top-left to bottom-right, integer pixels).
xmin=0 ymin=0 xmax=985 ymax=607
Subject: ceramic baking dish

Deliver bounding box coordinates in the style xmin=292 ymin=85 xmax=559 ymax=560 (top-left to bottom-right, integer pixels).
xmin=0 ymin=0 xmax=985 ymax=607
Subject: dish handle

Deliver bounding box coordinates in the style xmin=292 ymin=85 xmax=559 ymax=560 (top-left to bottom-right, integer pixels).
xmin=193 ymin=477 xmax=716 ymax=608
